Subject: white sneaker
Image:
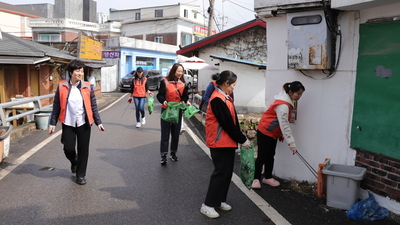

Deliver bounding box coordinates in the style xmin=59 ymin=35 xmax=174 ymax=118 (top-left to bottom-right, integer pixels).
xmin=219 ymin=202 xmax=232 ymax=211
xmin=200 ymin=203 xmax=219 ymax=218
xmin=136 ymin=122 xmax=141 ymax=128
xmin=141 ymin=117 xmax=146 ymax=125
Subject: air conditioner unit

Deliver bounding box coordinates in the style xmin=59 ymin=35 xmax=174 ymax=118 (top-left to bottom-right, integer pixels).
xmin=287 ymin=10 xmax=332 ymax=70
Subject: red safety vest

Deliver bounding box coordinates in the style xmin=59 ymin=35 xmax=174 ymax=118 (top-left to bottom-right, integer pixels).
xmin=206 ymin=90 xmax=238 ymax=148
xmin=131 ymin=77 xmax=147 ymax=97
xmin=162 ymin=78 xmax=185 ymax=108
xmin=258 ymin=100 xmax=293 ymax=138
xmin=57 ymin=80 xmax=94 ymax=125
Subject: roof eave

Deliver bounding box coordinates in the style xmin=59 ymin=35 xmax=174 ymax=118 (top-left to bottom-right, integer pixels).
xmin=176 ymin=19 xmax=266 ymax=56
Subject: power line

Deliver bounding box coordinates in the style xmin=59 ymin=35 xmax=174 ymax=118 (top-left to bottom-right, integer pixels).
xmin=225 ymin=0 xmax=254 ymax=12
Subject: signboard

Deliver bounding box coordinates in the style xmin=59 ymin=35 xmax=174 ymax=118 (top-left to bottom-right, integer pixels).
xmin=193 ymin=25 xmax=216 ymax=37
xmin=103 ymin=51 xmax=120 ymax=58
xmin=78 ymin=33 xmax=103 ymax=60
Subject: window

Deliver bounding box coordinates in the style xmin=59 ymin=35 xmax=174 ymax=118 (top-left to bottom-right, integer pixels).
xmin=38 ymin=33 xmax=61 ymax=42
xmin=184 ymin=9 xmax=188 ymax=18
xmin=154 ymin=36 xmax=163 ymax=43
xmin=194 ymin=35 xmax=204 ymax=42
xmin=135 ymin=12 xmax=141 ymax=20
xmin=181 ymin=33 xmax=192 ymax=47
xmin=291 ymin=15 xmax=322 ymax=26
xmin=155 ymin=10 xmax=163 ymax=18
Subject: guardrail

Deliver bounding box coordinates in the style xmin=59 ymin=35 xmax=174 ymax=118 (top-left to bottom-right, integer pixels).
xmin=192 ymin=93 xmax=202 ymax=109
xmin=0 ymin=94 xmax=55 ymax=126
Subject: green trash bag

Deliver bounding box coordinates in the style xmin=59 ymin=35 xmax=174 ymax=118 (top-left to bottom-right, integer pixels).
xmin=147 ymin=95 xmax=154 ymax=115
xmin=184 ymin=105 xmax=200 ymax=119
xmin=240 ymin=144 xmax=255 ymax=189
xmin=160 ymin=102 xmax=186 ymax=124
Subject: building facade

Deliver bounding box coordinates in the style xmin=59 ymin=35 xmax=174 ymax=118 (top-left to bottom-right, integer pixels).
xmin=0 ymin=2 xmax=44 ymax=38
xmin=109 ymin=4 xmax=214 ymax=48
xmin=255 ymin=0 xmax=400 ymax=213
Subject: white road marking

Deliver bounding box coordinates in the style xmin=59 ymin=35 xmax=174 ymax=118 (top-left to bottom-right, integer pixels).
xmin=0 ymin=93 xmax=128 ymax=180
xmin=1 ymin=94 xmax=290 ymax=224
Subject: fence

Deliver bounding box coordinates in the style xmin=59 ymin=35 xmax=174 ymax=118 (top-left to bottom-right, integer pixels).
xmin=0 ymin=94 xmax=55 ymax=126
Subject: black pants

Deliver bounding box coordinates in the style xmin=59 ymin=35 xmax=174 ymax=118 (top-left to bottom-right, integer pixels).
xmin=61 ymin=123 xmax=91 ymax=178
xmin=160 ymin=108 xmax=182 ymax=155
xmin=204 ymin=147 xmax=236 ymax=207
xmin=254 ymin=130 xmax=277 ymax=180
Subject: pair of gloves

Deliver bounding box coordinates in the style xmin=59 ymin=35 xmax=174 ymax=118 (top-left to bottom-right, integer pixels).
xmin=48 ymin=124 xmax=105 ymax=134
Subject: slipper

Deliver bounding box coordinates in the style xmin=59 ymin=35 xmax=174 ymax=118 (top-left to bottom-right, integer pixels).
xmin=251 ymin=179 xmax=261 ymax=189
xmin=262 ymin=178 xmax=280 ymax=187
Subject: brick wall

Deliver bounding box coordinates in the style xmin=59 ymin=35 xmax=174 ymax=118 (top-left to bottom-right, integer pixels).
xmin=355 ymin=149 xmax=400 ymax=202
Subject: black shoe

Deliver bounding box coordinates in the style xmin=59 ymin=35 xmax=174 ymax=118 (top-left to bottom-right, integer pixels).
xmin=161 ymin=154 xmax=167 ymax=165
xmin=71 ymin=159 xmax=77 ymax=173
xmin=169 ymin=152 xmax=178 ymax=162
xmin=71 ymin=164 xmax=77 ymax=174
xmin=76 ymin=177 xmax=86 ymax=185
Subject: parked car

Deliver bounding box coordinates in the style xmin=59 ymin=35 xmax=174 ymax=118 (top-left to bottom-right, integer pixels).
xmin=119 ymin=69 xmax=164 ymax=92
xmin=184 ymin=69 xmax=195 ymax=89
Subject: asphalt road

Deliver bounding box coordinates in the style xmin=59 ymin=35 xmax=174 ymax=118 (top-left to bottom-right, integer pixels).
xmin=0 ymin=92 xmax=271 ymax=225
xmin=0 ymin=91 xmax=398 ymax=225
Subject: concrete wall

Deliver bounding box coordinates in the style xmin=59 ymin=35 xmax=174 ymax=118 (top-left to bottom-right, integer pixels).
xmin=215 ymin=61 xmax=266 ymax=113
xmin=19 ymin=4 xmax=54 ymax=19
xmin=55 ymin=0 xmax=83 ymax=21
xmin=0 ymin=11 xmax=33 ymax=37
xmin=263 ymin=12 xmax=358 ymax=182
xmin=258 ymin=0 xmax=400 ymax=213
xmin=122 ymin=20 xmax=178 ymax=38
xmin=83 ymin=0 xmax=97 ymax=23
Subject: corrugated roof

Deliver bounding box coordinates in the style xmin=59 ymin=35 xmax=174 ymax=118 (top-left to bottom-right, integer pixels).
xmin=0 ymin=31 xmax=108 ymax=66
xmin=0 ymin=31 xmax=74 ymax=59
xmin=210 ymin=54 xmax=266 ymax=69
xmin=0 ymin=2 xmax=44 ymax=18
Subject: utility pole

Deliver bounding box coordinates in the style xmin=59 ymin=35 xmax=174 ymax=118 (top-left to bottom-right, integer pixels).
xmin=207 ymin=0 xmax=215 ymax=37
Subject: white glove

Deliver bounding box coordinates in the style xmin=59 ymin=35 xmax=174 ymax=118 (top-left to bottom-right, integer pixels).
xmin=163 ymin=101 xmax=168 ymax=107
xmin=241 ymin=139 xmax=252 ymax=149
xmin=98 ymin=124 xmax=105 ymax=131
xmin=289 ymin=143 xmax=297 ymax=154
xmin=48 ymin=125 xmax=56 ymax=135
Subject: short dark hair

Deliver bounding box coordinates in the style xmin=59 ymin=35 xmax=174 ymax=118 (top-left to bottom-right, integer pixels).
xmin=67 ymin=59 xmax=86 ymax=75
xmin=137 ymin=67 xmax=144 ymax=72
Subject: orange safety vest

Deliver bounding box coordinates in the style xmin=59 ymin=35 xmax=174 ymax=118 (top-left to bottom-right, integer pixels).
xmin=162 ymin=78 xmax=185 ymax=108
xmin=131 ymin=77 xmax=147 ymax=97
xmin=258 ymin=100 xmax=293 ymax=138
xmin=57 ymin=80 xmax=95 ymax=125
xmin=206 ymin=90 xmax=238 ymax=148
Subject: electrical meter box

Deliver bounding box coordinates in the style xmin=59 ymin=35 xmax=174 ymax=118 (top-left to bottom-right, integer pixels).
xmin=287 ymin=10 xmax=332 ymax=70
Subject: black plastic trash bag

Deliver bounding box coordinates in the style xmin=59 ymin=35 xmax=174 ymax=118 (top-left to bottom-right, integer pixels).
xmin=240 ymin=144 xmax=255 ymax=190
xmin=346 ymin=192 xmax=390 ymax=221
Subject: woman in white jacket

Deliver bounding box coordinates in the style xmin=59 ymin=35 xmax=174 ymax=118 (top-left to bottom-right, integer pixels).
xmin=251 ymin=81 xmax=305 ymax=189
